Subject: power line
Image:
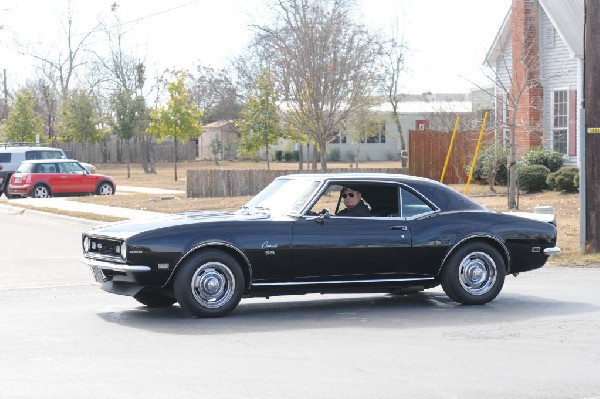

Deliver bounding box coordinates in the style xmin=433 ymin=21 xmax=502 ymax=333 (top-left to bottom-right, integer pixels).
xmin=120 ymin=0 xmax=203 ymax=26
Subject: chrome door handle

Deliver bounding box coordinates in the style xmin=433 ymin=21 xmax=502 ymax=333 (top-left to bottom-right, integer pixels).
xmin=389 ymin=226 xmax=408 ymax=231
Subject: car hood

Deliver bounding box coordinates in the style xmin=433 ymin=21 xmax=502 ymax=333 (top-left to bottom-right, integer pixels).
xmin=85 ymin=210 xmax=271 ymax=240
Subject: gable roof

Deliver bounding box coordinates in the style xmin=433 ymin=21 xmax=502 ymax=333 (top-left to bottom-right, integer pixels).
xmin=484 ymin=0 xmax=584 ymax=64
xmin=204 ymin=120 xmax=235 ymax=128
xmin=539 ymin=0 xmax=584 ymax=58
xmin=484 ymin=8 xmax=511 ymax=66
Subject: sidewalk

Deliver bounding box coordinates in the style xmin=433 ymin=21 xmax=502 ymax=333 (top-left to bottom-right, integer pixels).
xmin=0 ymin=186 xmax=179 ymax=220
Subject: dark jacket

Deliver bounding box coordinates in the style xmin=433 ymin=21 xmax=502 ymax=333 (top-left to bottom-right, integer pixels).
xmin=336 ymin=201 xmax=371 ymax=217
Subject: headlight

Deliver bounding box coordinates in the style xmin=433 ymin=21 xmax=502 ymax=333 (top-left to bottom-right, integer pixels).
xmin=83 ymin=236 xmax=90 ymax=253
xmin=120 ymin=241 xmax=127 ymax=260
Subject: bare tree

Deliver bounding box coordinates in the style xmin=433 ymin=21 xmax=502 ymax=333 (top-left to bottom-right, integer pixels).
xmin=482 ymin=1 xmax=543 ymax=209
xmin=98 ymin=10 xmax=153 ymax=175
xmin=344 ymin=96 xmax=386 ymax=167
xmin=382 ymin=18 xmax=408 ymax=167
xmin=252 ymin=0 xmax=382 ymax=171
xmin=22 ymin=78 xmax=59 ymax=145
xmin=188 ymin=65 xmax=242 ymax=124
xmin=21 ymin=4 xmax=101 ymax=100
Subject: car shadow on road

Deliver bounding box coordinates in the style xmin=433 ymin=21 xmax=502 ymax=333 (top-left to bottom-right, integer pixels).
xmin=96 ymin=290 xmax=600 ymax=335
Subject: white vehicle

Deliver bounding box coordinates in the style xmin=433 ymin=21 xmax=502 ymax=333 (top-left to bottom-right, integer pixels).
xmin=0 ymin=143 xmax=66 ymax=197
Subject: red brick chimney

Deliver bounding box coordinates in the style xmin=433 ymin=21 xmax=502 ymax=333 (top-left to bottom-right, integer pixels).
xmin=511 ymin=0 xmax=543 ymax=154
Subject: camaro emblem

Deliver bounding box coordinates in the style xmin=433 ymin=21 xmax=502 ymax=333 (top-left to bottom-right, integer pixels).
xmin=261 ymin=241 xmax=278 ymax=249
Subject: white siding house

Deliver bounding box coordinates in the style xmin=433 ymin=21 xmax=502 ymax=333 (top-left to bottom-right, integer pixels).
xmin=327 ymin=96 xmax=473 ymax=162
xmin=485 ymin=0 xmax=583 ymax=164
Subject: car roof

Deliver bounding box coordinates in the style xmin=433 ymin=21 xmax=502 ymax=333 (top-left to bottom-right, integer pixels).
xmin=278 ymin=172 xmax=437 ymax=184
xmin=277 ymin=172 xmax=485 ymax=212
xmin=0 ymin=146 xmax=64 ymax=153
xmin=20 ymin=159 xmax=80 ymax=164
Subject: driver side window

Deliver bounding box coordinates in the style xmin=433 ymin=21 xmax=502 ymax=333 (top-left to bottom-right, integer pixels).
xmin=307 ymin=184 xmax=344 ymax=215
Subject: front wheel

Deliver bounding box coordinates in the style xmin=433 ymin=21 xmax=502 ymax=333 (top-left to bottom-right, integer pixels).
xmin=173 ymin=250 xmax=245 ymax=318
xmin=440 ymin=242 xmax=506 ymax=305
xmin=32 ymin=184 xmax=51 ymax=198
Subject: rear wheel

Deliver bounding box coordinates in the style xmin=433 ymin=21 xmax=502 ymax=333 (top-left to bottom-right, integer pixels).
xmin=441 ymin=242 xmax=505 ymax=305
xmin=174 ymin=250 xmax=245 ymax=318
xmin=96 ymin=182 xmax=114 ymax=195
xmin=134 ymin=290 xmax=176 ymax=308
xmin=32 ymin=184 xmax=51 ymax=198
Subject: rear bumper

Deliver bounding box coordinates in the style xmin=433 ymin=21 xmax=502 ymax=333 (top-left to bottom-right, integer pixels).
xmin=543 ymin=247 xmax=561 ymax=256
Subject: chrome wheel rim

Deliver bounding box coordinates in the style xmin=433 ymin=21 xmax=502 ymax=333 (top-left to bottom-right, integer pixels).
xmin=99 ymin=184 xmax=113 ymax=195
xmin=33 ymin=186 xmax=49 ymax=198
xmin=458 ymin=251 xmax=497 ymax=295
xmin=191 ymin=262 xmax=235 ymax=309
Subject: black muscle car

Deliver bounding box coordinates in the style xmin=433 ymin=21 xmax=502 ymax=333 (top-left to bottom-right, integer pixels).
xmin=81 ymin=173 xmax=560 ymax=317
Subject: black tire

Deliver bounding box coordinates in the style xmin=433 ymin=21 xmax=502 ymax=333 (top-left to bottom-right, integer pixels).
xmin=96 ymin=182 xmax=114 ymax=195
xmin=440 ymin=242 xmax=506 ymax=305
xmin=31 ymin=184 xmax=51 ymax=198
xmin=173 ymin=250 xmax=245 ymax=318
xmin=134 ymin=290 xmax=177 ymax=308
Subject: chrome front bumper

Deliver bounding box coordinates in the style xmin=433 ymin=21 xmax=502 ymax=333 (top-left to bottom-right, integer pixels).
xmin=80 ymin=257 xmax=151 ymax=272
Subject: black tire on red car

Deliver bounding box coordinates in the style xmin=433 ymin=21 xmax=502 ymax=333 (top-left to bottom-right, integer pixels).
xmin=32 ymin=184 xmax=51 ymax=198
xmin=133 ymin=290 xmax=177 ymax=308
xmin=440 ymin=241 xmax=506 ymax=305
xmin=173 ymin=250 xmax=245 ymax=318
xmin=96 ymin=182 xmax=114 ymax=195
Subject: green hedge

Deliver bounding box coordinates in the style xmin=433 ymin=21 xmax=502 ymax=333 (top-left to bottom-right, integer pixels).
xmin=518 ymin=164 xmax=550 ymax=192
xmin=523 ymin=147 xmax=564 ymax=172
xmin=547 ymin=167 xmax=579 ymax=192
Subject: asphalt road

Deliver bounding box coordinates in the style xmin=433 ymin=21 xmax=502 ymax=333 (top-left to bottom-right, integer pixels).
xmin=1 ymin=210 xmax=599 ymax=399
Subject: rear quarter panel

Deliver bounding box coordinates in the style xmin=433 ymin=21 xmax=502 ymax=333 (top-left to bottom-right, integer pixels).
xmin=408 ymin=210 xmax=556 ymax=275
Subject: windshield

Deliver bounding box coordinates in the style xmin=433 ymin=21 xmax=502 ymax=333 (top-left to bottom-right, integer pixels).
xmin=239 ymin=178 xmax=321 ymax=215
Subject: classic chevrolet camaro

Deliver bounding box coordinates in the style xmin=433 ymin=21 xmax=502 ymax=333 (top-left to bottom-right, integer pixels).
xmin=81 ymin=173 xmax=560 ymax=317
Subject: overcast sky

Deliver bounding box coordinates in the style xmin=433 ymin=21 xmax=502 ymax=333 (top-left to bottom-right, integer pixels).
xmin=0 ymin=0 xmax=511 ymax=94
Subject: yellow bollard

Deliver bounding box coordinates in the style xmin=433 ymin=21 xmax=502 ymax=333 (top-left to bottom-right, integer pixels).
xmin=464 ymin=111 xmax=489 ymax=195
xmin=440 ymin=116 xmax=460 ymax=183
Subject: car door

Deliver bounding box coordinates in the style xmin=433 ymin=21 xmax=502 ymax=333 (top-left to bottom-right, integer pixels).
xmin=290 ymin=215 xmax=412 ymax=281
xmin=39 ymin=162 xmax=68 ymax=194
xmin=58 ymin=161 xmax=90 ymax=193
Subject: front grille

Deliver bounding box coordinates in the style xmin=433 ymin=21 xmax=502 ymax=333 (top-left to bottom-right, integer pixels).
xmin=86 ymin=236 xmax=123 ymax=258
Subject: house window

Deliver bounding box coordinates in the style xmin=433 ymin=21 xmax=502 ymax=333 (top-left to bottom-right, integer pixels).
xmin=331 ymin=132 xmax=346 ymax=144
xmin=552 ymin=90 xmax=568 ymax=154
xmin=365 ymin=121 xmax=386 ymax=143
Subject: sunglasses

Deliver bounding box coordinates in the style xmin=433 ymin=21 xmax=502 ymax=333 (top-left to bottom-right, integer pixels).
xmin=342 ymin=192 xmax=355 ymax=199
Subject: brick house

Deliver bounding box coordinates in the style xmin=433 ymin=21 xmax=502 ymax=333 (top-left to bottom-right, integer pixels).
xmin=485 ymin=0 xmax=584 ymax=164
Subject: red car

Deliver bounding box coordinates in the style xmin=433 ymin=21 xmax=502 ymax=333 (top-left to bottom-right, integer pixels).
xmin=7 ymin=159 xmax=116 ymax=198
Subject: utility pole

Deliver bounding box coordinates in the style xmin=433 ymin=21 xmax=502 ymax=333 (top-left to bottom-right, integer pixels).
xmin=584 ymin=0 xmax=600 ymax=253
xmin=0 ymin=69 xmax=8 ymax=121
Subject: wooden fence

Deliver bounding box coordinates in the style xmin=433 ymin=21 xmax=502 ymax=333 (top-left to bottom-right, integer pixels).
xmin=408 ymin=129 xmax=493 ymax=184
xmin=58 ymin=138 xmax=198 ymax=164
xmin=186 ymin=168 xmax=406 ymax=198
